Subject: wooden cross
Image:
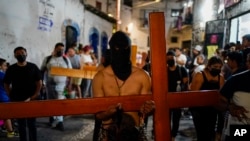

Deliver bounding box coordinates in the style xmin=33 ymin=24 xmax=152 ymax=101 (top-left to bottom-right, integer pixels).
xmin=0 ymin=12 xmax=219 ymax=141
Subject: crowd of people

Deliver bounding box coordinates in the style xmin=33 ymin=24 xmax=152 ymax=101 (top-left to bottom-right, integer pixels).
xmin=0 ymin=31 xmax=250 ymax=141
xmin=0 ymin=42 xmax=99 ymax=140
xmin=164 ymin=34 xmax=250 ymax=141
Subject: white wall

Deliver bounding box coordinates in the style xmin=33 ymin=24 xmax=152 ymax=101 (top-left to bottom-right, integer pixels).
xmin=0 ymin=0 xmax=85 ymax=67
xmin=83 ymin=10 xmax=113 ymax=61
xmin=85 ymin=0 xmax=108 ymax=13
xmin=129 ymin=0 xmax=183 ymax=52
xmin=129 ymin=7 xmax=149 ymax=52
xmin=165 ymin=1 xmax=183 ymax=36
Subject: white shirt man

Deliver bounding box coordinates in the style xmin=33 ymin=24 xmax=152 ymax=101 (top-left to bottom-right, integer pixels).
xmin=175 ymin=48 xmax=187 ymax=68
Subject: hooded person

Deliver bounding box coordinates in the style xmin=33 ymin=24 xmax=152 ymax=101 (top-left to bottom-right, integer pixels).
xmin=109 ymin=31 xmax=132 ymax=81
xmin=92 ymin=31 xmax=155 ymax=141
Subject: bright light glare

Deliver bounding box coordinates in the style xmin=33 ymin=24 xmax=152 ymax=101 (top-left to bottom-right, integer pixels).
xmin=108 ymin=13 xmax=113 ymax=17
xmin=128 ymin=22 xmax=134 ymax=33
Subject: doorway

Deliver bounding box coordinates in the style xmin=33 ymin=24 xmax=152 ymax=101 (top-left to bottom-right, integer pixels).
xmin=182 ymin=40 xmax=191 ymax=57
xmin=66 ymin=26 xmax=77 ymax=53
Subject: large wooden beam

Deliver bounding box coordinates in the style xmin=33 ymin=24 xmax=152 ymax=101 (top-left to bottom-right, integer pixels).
xmin=0 ymin=95 xmax=150 ymax=119
xmin=0 ymin=91 xmax=218 ymax=119
xmin=50 ymin=67 xmax=97 ymax=79
xmin=168 ymin=90 xmax=219 ymax=108
xmin=149 ymin=12 xmax=170 ymax=141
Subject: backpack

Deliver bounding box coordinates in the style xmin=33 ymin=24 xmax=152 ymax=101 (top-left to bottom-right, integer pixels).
xmin=45 ymin=55 xmax=69 ymax=67
xmin=40 ymin=55 xmax=69 ymax=100
xmin=41 ymin=55 xmax=69 ymax=76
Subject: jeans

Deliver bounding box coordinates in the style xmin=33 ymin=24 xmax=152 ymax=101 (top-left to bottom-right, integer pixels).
xmin=46 ymin=80 xmax=65 ymax=122
xmin=81 ymin=79 xmax=92 ymax=98
xmin=17 ymin=118 xmax=37 ymax=141
xmin=171 ymin=108 xmax=182 ymax=137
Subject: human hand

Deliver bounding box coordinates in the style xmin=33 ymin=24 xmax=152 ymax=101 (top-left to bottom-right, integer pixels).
xmin=85 ymin=62 xmax=92 ymax=66
xmin=24 ymin=97 xmax=31 ymax=102
xmin=96 ymin=103 xmax=122 ymax=120
xmin=106 ymin=103 xmax=122 ymax=117
xmin=229 ymin=104 xmax=248 ymax=121
xmin=140 ymin=100 xmax=155 ymax=116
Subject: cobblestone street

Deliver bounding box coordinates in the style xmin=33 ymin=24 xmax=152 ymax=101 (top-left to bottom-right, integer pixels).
xmin=0 ymin=114 xmax=196 ymax=141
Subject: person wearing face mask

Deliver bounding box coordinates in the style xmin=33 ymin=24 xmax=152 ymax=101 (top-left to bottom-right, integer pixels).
xmin=166 ymin=50 xmax=189 ymax=141
xmin=0 ymin=58 xmax=19 ymax=138
xmin=189 ymin=56 xmax=225 ymax=141
xmin=4 ymin=47 xmax=42 ymax=141
xmin=218 ymin=53 xmax=250 ymax=141
xmin=40 ymin=43 xmax=72 ymax=131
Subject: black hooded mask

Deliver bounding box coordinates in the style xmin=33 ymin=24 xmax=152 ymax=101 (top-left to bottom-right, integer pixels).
xmin=109 ymin=31 xmax=132 ymax=81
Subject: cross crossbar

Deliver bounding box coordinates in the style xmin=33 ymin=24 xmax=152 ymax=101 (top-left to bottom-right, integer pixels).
xmin=50 ymin=66 xmax=97 ymax=79
xmin=0 ymin=91 xmax=218 ymax=119
xmin=0 ymin=12 xmax=219 ymax=141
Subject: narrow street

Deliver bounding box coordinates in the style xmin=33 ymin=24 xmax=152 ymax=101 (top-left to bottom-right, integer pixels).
xmin=0 ymin=114 xmax=196 ymax=141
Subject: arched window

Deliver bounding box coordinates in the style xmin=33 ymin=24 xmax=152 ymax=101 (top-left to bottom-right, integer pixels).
xmin=89 ymin=27 xmax=99 ymax=58
xmin=62 ymin=19 xmax=80 ymax=53
xmin=65 ymin=26 xmax=77 ymax=53
xmin=101 ymin=32 xmax=108 ymax=57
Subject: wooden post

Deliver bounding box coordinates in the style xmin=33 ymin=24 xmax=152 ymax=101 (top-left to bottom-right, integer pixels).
xmin=149 ymin=12 xmax=171 ymax=141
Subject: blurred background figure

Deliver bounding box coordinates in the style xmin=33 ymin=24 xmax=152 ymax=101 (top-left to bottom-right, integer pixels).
xmin=67 ymin=46 xmax=82 ymax=99
xmin=79 ymin=45 xmax=97 ymax=98
xmin=175 ymin=48 xmax=187 ymax=68
xmin=0 ymin=58 xmax=19 ymax=138
xmin=192 ymin=54 xmax=206 ymax=76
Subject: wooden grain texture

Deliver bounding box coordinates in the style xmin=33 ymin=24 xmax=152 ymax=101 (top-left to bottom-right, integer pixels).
xmin=168 ymin=90 xmax=219 ymax=108
xmin=50 ymin=67 xmax=97 ymax=79
xmin=0 ymin=91 xmax=218 ymax=119
xmin=0 ymin=95 xmax=151 ymax=119
xmin=149 ymin=12 xmax=171 ymax=141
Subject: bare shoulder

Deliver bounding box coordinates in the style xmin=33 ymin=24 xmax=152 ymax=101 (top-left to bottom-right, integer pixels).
xmin=219 ymin=73 xmax=225 ymax=87
xmin=219 ymin=73 xmax=224 ymax=80
xmin=192 ymin=71 xmax=203 ymax=82
xmin=93 ymin=69 xmax=104 ymax=80
xmin=190 ymin=71 xmax=204 ymax=90
xmin=131 ymin=66 xmax=150 ymax=79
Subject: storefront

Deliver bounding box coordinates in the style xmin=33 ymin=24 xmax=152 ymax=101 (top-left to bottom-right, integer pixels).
xmin=229 ymin=12 xmax=250 ymax=43
xmin=223 ymin=0 xmax=250 ymax=44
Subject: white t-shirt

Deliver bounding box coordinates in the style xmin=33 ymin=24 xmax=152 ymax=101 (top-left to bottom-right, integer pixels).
xmin=193 ymin=64 xmax=205 ymax=73
xmin=176 ymin=54 xmax=187 ymax=67
xmin=42 ymin=56 xmax=72 ymax=85
xmin=80 ymin=54 xmax=93 ymax=64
